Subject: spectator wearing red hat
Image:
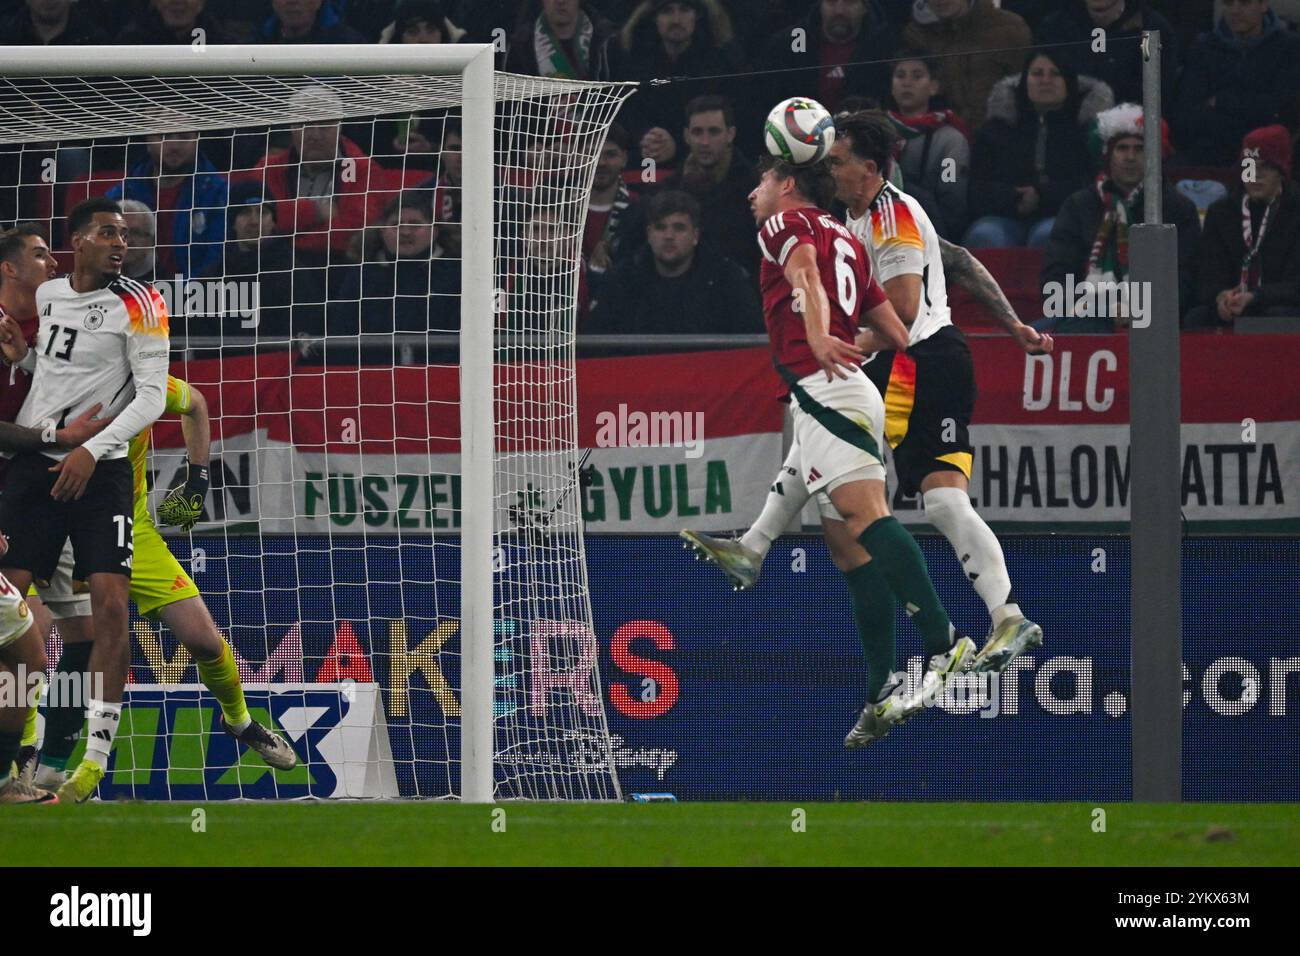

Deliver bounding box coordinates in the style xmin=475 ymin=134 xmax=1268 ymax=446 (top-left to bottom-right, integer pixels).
xmin=1039 ymin=102 xmax=1200 ymax=332
xmin=1186 ymin=125 xmax=1300 ymax=327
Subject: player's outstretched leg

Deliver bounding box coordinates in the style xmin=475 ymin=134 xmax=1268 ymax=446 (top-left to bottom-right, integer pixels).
xmin=920 ymin=484 xmax=1042 ymax=672
xmin=680 ymin=444 xmax=810 ymax=590
xmin=158 ymin=597 xmax=298 ymax=771
xmin=679 ymin=530 xmax=764 ymax=591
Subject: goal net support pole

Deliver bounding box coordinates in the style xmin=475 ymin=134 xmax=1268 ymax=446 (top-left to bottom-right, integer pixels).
xmin=458 ymin=47 xmax=495 ymax=805
xmin=1129 ymin=31 xmax=1182 ymax=803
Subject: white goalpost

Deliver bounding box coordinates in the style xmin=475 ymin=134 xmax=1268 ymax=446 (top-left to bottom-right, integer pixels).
xmin=0 ymin=44 xmax=635 ymax=801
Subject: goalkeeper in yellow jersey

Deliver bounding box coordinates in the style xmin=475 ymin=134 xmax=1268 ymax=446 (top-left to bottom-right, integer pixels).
xmin=16 ymin=373 xmax=297 ymax=800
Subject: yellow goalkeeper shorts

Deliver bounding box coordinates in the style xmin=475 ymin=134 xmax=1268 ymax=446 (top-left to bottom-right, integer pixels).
xmin=131 ymin=516 xmax=201 ymax=620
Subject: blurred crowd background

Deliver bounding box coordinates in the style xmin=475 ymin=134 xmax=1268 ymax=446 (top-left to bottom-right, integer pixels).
xmin=2 ymin=0 xmax=1298 ymax=343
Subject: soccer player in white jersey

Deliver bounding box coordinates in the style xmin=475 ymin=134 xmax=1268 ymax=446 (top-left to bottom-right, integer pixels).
xmin=0 ymin=224 xmax=298 ymax=800
xmin=684 ymin=112 xmax=1047 ymax=676
xmin=0 ymin=198 xmax=171 ymax=804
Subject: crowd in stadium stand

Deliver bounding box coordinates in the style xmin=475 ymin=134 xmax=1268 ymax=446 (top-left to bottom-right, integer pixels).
xmin=1 ymin=0 xmax=1299 ymax=342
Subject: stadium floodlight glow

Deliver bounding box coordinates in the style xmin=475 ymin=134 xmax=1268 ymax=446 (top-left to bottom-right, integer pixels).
xmin=0 ymin=45 xmax=636 ymax=802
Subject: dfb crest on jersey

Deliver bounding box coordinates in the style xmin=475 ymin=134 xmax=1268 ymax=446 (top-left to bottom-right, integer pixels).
xmin=84 ymin=306 xmax=106 ymax=330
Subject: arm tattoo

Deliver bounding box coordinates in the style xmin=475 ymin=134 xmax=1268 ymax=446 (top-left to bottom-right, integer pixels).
xmin=938 ymin=236 xmax=1022 ymax=333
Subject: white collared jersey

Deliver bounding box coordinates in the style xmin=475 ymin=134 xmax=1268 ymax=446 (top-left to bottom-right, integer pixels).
xmin=18 ymin=274 xmax=170 ymax=462
xmin=844 ymin=182 xmax=952 ymax=347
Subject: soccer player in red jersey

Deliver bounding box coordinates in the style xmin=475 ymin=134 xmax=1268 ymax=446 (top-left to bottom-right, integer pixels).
xmin=713 ymin=157 xmax=973 ymax=746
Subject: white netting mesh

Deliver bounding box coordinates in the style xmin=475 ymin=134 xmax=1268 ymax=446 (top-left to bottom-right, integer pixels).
xmin=0 ymin=66 xmax=635 ymax=800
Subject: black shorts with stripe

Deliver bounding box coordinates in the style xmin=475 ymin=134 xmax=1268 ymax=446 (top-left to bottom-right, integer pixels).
xmin=863 ymin=324 xmax=976 ymax=498
xmin=0 ymin=452 xmax=135 ymax=583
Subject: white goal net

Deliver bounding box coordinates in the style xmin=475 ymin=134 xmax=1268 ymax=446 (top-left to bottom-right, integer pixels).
xmin=0 ymin=47 xmax=635 ymax=800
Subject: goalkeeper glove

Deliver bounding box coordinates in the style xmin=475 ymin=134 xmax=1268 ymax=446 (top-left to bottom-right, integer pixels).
xmin=158 ymin=461 xmax=209 ymax=531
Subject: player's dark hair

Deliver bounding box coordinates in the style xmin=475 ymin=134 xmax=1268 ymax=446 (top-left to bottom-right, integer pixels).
xmin=684 ymin=94 xmax=735 ymax=129
xmin=645 ymin=189 xmax=700 ymax=229
xmin=67 ymin=197 xmax=124 ymax=237
xmin=0 ymin=222 xmax=47 ymax=271
xmin=759 ymin=155 xmax=836 ymax=211
xmin=834 ymin=110 xmax=901 ymax=175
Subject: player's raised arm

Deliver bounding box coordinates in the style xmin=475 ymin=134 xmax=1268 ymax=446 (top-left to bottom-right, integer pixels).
xmin=783 ymin=243 xmax=863 ymax=380
xmin=158 ymin=379 xmax=211 ymax=531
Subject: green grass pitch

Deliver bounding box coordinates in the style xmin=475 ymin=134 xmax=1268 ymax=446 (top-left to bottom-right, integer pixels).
xmin=8 ymin=802 xmax=1300 ymax=866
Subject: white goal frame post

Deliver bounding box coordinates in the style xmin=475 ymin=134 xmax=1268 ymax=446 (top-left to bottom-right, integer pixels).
xmin=0 ymin=45 xmax=637 ymax=803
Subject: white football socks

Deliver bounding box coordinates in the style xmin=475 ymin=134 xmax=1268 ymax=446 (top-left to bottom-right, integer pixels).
xmin=83 ymin=698 xmax=123 ymax=771
xmin=740 ymin=458 xmax=808 ymax=557
xmin=922 ymin=486 xmax=1021 ymax=627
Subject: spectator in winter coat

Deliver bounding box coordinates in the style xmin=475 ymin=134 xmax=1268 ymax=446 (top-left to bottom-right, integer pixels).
xmin=885 ymin=49 xmax=971 ymax=239
xmin=1036 ymin=1 xmax=1179 ymax=112
xmin=378 ymin=0 xmax=466 ymax=43
xmin=505 ymin=0 xmax=618 ymax=80
xmin=586 ymin=189 xmax=762 ymax=334
xmin=0 ymin=0 xmax=107 ymax=44
xmin=262 ymin=0 xmax=369 ymax=42
xmin=614 ymin=0 xmax=746 ymax=161
xmin=1173 ymin=0 xmax=1300 ymax=166
xmin=757 ymin=1 xmax=900 ymax=150
xmin=585 ymin=125 xmax=648 ymax=302
xmin=662 ymin=95 xmax=761 ymax=279
xmin=235 ymin=86 xmax=390 ymax=265
xmin=116 ymin=0 xmax=254 ymax=45
xmin=106 ymin=130 xmax=229 ymax=279
xmin=965 ymin=48 xmax=1114 ymax=248
xmin=903 ymin=0 xmax=1032 ymax=131
xmin=330 ymin=191 xmax=461 ymax=335
xmin=1039 ymin=103 xmax=1200 ymax=332
xmin=1186 ymin=125 xmax=1300 ymax=327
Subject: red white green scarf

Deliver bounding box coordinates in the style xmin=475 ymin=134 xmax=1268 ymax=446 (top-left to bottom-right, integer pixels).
xmin=534 ymin=11 xmax=594 ymax=80
xmin=1086 ymin=174 xmax=1141 ymax=283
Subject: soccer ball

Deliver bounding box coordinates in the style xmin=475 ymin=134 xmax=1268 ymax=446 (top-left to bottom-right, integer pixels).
xmin=764 ymin=97 xmax=836 ymax=165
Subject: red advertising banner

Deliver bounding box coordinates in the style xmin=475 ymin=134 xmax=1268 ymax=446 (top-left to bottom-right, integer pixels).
xmin=153 ymin=334 xmax=1300 ymax=532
